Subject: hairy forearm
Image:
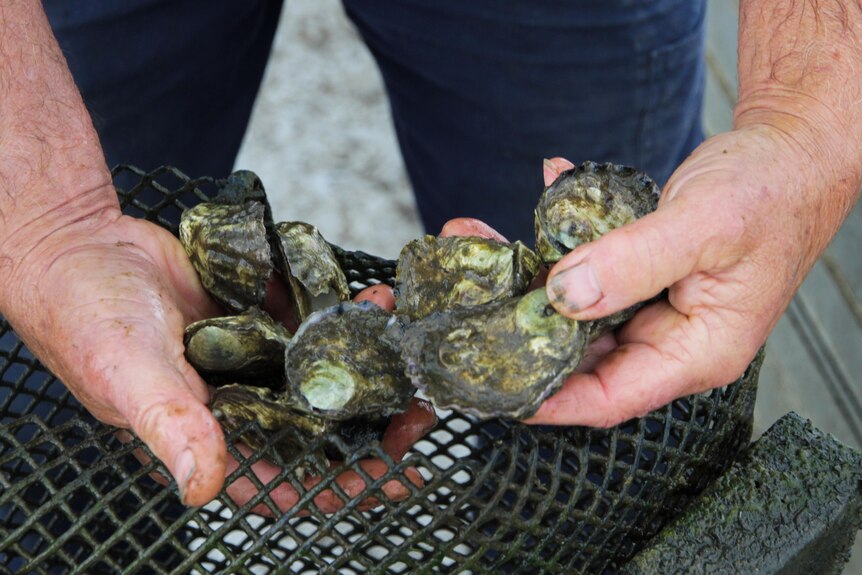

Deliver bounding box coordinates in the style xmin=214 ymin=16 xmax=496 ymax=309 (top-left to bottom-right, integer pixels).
xmin=0 ymin=1 xmax=117 ymax=265
xmin=735 ymin=1 xmax=862 ymax=213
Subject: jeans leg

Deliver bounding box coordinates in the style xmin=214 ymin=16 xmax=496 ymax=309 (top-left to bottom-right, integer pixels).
xmin=44 ymin=0 xmax=284 ymax=179
xmin=343 ymin=0 xmax=706 ymax=242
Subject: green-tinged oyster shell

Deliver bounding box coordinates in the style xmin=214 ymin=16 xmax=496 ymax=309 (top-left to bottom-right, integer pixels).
xmin=210 ymin=383 xmax=331 ymax=474
xmin=537 ymin=161 xmax=662 ymax=335
xmin=395 ymin=235 xmax=540 ymax=320
xmin=273 ymin=221 xmax=351 ymax=323
xmin=395 ymin=289 xmax=587 ymax=420
xmin=286 ymin=301 xmax=415 ymax=420
xmin=535 ymin=161 xmax=660 ymax=264
xmin=180 ymin=201 xmax=273 ymax=312
xmin=184 ymin=307 xmax=291 ymax=378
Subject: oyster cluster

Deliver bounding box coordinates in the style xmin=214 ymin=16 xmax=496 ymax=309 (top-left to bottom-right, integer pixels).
xmin=179 ymin=162 xmax=659 ymax=471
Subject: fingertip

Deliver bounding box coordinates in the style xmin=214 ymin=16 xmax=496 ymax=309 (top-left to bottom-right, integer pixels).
xmin=131 ymin=395 xmax=227 ymax=506
xmin=354 ymin=284 xmax=396 ymax=311
xmin=439 ymin=218 xmax=508 ymax=242
xmin=543 ymin=157 xmax=576 ymax=186
xmin=383 ymin=398 xmax=437 ymax=460
xmin=403 ymin=466 xmax=424 ymax=488
xmin=545 ymin=260 xmax=603 ymax=319
xmin=177 ymin=417 xmax=228 ymax=506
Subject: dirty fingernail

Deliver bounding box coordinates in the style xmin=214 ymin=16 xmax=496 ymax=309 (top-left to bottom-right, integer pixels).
xmin=547 ymin=262 xmax=602 ymax=312
xmin=175 ymin=448 xmax=197 ymax=504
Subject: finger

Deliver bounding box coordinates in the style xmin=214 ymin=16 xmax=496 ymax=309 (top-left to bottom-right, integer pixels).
xmin=354 ymin=284 xmax=396 ymax=311
xmin=545 ymin=197 xmax=744 ymax=320
xmin=575 ymin=332 xmax=618 ymax=374
xmin=525 ymin=300 xmax=756 ymax=427
xmin=226 ymin=448 xmax=307 ymax=516
xmin=528 ymin=265 xmax=549 ymax=291
xmin=439 ymin=218 xmax=508 ymax=242
xmin=319 ymin=460 xmax=424 ymax=512
xmin=382 ymin=398 xmax=437 ymax=461
xmin=225 ymin=448 xmax=424 ymax=515
xmin=113 ymin=351 xmax=227 ymax=506
xmin=116 ymin=429 xmax=171 ymax=486
xmin=224 ymin=446 xmax=302 ymax=516
xmin=264 ymin=274 xmax=298 ymax=330
xmin=543 ymin=157 xmax=576 ymax=186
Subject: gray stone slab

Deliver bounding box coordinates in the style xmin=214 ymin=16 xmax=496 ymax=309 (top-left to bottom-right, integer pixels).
xmin=624 ymin=413 xmax=862 ymax=575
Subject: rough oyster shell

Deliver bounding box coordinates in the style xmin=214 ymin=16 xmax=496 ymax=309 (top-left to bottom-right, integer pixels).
xmin=396 ymin=288 xmax=588 ymax=419
xmin=395 ymin=235 xmax=540 ymax=320
xmin=213 ymin=170 xmax=273 ymax=227
xmin=273 ymin=221 xmax=351 ymax=323
xmin=285 ymin=301 xmax=415 ymax=420
xmin=535 ymin=161 xmax=660 ymax=264
xmin=210 ymin=383 xmax=331 ymax=474
xmin=179 ymin=201 xmax=273 ymax=312
xmin=184 ymin=307 xmax=291 ymax=378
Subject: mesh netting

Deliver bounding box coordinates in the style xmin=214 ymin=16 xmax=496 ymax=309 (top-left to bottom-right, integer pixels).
xmin=0 ymin=166 xmax=761 ymax=574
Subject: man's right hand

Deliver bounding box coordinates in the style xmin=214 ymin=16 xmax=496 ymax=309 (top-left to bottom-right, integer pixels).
xmin=3 ymin=206 xmax=231 ymax=504
xmin=0 ymin=1 xmax=436 ymax=511
xmin=2 ymin=200 xmax=436 ymax=509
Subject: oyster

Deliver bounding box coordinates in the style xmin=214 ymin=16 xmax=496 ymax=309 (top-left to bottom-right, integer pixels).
xmin=273 ymin=221 xmax=351 ymax=323
xmin=210 ymin=383 xmax=331 ymax=474
xmin=213 ymin=170 xmax=273 ymax=227
xmin=537 ymin=161 xmax=662 ymax=336
xmin=184 ymin=307 xmax=291 ymax=379
xmin=286 ymin=301 xmax=415 ymax=420
xmin=534 ymin=161 xmax=660 ymax=264
xmin=396 ymin=289 xmax=588 ymax=419
xmin=210 ymin=383 xmax=391 ymax=474
xmin=180 ymin=201 xmax=273 ymax=312
xmin=395 ymin=235 xmax=540 ymax=320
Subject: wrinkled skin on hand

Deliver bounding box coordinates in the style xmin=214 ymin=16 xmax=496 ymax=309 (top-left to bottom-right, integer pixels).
xmin=1 ymin=206 xmax=435 ymax=510
xmin=450 ymin=126 xmax=855 ymax=428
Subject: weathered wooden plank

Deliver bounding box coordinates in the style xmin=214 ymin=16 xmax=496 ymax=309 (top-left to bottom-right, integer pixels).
xmin=754 ymin=311 xmax=861 ymax=450
xmin=796 ymin=263 xmax=862 ymax=433
xmin=824 ymin=200 xmax=862 ymax=324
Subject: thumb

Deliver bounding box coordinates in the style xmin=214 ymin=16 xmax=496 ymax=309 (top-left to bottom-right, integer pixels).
xmin=115 ymin=355 xmax=227 ymax=506
xmin=545 ymin=197 xmax=741 ymax=319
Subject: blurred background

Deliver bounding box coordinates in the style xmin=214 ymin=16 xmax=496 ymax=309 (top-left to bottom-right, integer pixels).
xmin=233 ymin=0 xmax=861 ymax=569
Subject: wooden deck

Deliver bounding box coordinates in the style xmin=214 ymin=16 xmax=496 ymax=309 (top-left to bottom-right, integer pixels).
xmin=705 ymin=1 xmax=862 ymax=570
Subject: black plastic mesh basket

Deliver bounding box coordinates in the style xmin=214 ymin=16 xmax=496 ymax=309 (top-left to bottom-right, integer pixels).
xmin=0 ymin=166 xmax=762 ymax=574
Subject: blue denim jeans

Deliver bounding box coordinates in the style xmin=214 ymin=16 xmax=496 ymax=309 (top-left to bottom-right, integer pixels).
xmin=45 ymin=0 xmax=705 ymax=242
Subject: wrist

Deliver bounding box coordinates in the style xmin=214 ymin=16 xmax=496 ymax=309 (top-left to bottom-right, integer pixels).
xmin=734 ymin=90 xmax=862 ymax=204
xmin=0 ymin=177 xmax=120 ymax=308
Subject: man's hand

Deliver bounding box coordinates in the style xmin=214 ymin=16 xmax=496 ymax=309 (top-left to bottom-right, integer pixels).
xmin=448 ymin=116 xmax=858 ymax=428
xmin=3 ymin=209 xmax=229 ymax=504
xmin=526 ymin=0 xmax=862 ymax=427
xmin=530 ymin=129 xmax=831 ymax=426
xmin=3 ymin=207 xmax=435 ymax=508
xmin=0 ymin=1 xmax=434 ymax=510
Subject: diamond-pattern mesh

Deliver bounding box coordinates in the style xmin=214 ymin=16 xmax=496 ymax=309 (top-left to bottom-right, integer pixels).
xmin=0 ymin=166 xmax=762 ymax=574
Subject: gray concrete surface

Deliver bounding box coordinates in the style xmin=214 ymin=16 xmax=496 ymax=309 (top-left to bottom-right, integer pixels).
xmin=234 ymin=0 xmax=421 ymax=259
